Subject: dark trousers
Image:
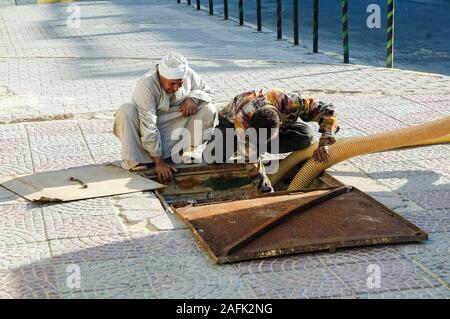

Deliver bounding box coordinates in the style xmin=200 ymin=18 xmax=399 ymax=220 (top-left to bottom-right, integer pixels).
xmin=206 ymin=116 xmax=314 ymax=162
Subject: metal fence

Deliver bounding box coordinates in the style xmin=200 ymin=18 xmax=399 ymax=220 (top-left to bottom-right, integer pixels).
xmin=176 ymin=0 xmax=395 ymax=68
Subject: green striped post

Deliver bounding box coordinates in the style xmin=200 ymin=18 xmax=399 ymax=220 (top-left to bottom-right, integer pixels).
xmin=387 ymin=0 xmax=395 ymax=68
xmin=224 ymin=0 xmax=228 ymax=20
xmin=313 ymin=0 xmax=318 ymax=53
xmin=257 ymin=0 xmax=262 ymax=31
xmin=293 ymin=0 xmax=299 ymax=45
xmin=277 ymin=0 xmax=282 ymax=40
xmin=341 ymin=0 xmax=349 ymax=63
xmin=196 ymin=0 xmax=200 ymax=10
xmin=209 ymin=0 xmax=213 ymax=15
xmin=188 ymin=0 xmax=191 ymax=5
xmin=239 ymin=0 xmax=244 ymax=26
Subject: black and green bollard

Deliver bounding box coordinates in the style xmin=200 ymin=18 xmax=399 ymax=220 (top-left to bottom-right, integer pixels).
xmin=277 ymin=0 xmax=282 ymax=40
xmin=387 ymin=0 xmax=395 ymax=68
xmin=196 ymin=0 xmax=200 ymax=10
xmin=257 ymin=0 xmax=262 ymax=31
xmin=313 ymin=0 xmax=318 ymax=53
xmin=187 ymin=0 xmax=191 ymax=5
xmin=294 ymin=0 xmax=299 ymax=45
xmin=341 ymin=0 xmax=349 ymax=63
xmin=224 ymin=0 xmax=228 ymax=20
xmin=239 ymin=0 xmax=244 ymax=26
xmin=209 ymin=0 xmax=213 ymax=15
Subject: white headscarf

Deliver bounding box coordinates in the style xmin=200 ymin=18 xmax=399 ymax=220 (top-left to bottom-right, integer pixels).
xmin=158 ymin=53 xmax=189 ymax=80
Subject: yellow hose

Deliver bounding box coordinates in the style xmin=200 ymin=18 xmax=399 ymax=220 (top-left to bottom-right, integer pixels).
xmin=401 ymin=134 xmax=450 ymax=148
xmin=269 ymin=129 xmax=450 ymax=187
xmin=268 ymin=143 xmax=318 ymax=186
xmin=284 ymin=116 xmax=450 ymax=190
xmin=268 ymin=118 xmax=450 ymax=188
xmin=269 ymin=132 xmax=450 ymax=187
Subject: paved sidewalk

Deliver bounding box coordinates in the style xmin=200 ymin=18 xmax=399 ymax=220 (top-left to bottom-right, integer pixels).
xmin=0 ymin=0 xmax=449 ymax=298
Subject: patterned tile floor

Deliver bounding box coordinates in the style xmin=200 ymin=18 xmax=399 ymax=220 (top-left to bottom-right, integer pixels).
xmin=0 ymin=0 xmax=448 ymax=298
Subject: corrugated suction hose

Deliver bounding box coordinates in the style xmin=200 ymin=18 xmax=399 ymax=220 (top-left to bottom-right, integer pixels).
xmin=268 ymin=143 xmax=318 ymax=186
xmin=268 ymin=116 xmax=450 ymax=190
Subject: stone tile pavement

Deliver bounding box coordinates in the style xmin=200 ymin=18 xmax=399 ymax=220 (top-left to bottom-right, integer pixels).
xmin=0 ymin=0 xmax=449 ymax=298
xmin=1 ymin=0 xmax=450 ymax=123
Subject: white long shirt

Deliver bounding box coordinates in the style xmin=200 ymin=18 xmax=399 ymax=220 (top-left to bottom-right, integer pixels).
xmin=131 ymin=67 xmax=213 ymax=157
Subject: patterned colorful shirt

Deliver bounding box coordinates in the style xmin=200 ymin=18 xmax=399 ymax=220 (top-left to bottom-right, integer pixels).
xmin=219 ymin=88 xmax=339 ymax=194
xmin=219 ymin=88 xmax=338 ymax=147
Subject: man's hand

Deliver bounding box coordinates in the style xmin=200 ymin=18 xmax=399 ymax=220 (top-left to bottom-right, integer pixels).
xmin=313 ymin=146 xmax=330 ymax=163
xmin=153 ymin=158 xmax=178 ymax=183
xmin=179 ymin=98 xmax=197 ymax=117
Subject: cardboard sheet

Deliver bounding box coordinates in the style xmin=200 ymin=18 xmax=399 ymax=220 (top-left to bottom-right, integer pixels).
xmin=0 ymin=165 xmax=165 ymax=202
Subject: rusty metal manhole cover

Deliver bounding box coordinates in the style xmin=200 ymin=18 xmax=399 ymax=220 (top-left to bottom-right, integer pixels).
xmin=173 ymin=186 xmax=427 ymax=264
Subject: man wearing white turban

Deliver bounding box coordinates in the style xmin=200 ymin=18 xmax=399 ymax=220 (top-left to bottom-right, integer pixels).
xmin=113 ymin=53 xmax=216 ymax=182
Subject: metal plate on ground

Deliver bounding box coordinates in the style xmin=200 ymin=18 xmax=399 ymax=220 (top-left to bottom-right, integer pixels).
xmin=173 ymin=187 xmax=428 ymax=264
xmin=140 ymin=163 xmax=257 ymax=198
xmin=0 ymin=165 xmax=165 ymax=202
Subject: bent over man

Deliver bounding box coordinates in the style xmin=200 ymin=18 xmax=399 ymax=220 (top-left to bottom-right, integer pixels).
xmin=215 ymin=88 xmax=338 ymax=162
xmin=206 ymin=88 xmax=339 ymax=193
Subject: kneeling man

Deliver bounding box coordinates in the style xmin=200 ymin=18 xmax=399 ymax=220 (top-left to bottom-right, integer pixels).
xmin=113 ymin=53 xmax=216 ymax=182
